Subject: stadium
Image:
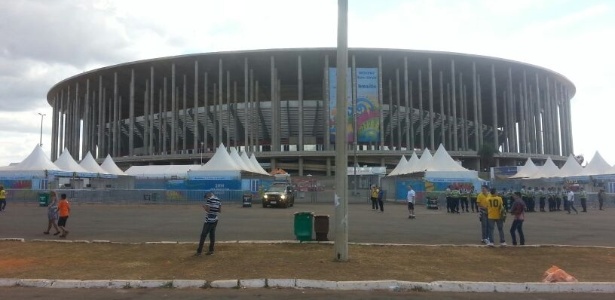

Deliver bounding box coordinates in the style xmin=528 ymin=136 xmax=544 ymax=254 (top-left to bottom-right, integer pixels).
xmin=46 ymin=48 xmax=575 ymax=175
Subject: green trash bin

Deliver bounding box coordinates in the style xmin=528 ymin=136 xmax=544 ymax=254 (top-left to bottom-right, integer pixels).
xmin=293 ymin=211 xmax=314 ymax=241
xmin=38 ymin=192 xmax=50 ymax=207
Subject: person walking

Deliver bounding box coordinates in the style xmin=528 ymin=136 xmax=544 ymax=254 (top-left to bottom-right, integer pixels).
xmin=57 ymin=193 xmax=71 ymax=238
xmin=598 ymin=189 xmax=606 ymax=210
xmin=43 ymin=191 xmax=61 ymax=235
xmin=509 ymin=192 xmax=527 ymax=246
xmin=566 ymin=188 xmax=578 ymax=214
xmin=370 ymin=185 xmax=379 ymax=211
xmin=407 ymin=186 xmax=416 ymax=219
xmin=579 ymin=187 xmax=588 ymax=212
xmin=0 ymin=186 xmax=6 ymax=212
xmin=486 ymin=188 xmax=506 ymax=247
xmin=476 ymin=185 xmax=490 ymax=244
xmin=377 ymin=187 xmax=385 ymax=212
xmin=195 ymin=192 xmax=222 ymax=256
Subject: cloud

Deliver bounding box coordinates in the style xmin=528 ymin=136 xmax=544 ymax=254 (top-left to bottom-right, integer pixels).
xmin=0 ymin=0 xmax=614 ymax=166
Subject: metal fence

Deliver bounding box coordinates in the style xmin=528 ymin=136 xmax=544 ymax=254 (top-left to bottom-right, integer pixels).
xmin=6 ymin=189 xmax=372 ymax=205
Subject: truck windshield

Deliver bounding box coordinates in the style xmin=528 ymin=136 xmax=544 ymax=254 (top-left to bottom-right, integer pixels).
xmin=267 ymin=185 xmax=287 ymax=192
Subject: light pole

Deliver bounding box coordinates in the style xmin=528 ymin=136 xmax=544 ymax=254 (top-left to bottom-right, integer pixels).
xmin=38 ymin=113 xmax=46 ymax=146
xmin=200 ymin=142 xmax=204 ymax=165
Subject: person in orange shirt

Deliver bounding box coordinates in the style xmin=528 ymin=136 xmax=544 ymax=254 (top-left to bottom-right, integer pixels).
xmin=57 ymin=193 xmax=71 ymax=238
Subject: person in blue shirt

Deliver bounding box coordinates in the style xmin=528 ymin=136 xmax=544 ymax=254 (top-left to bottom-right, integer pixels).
xmin=377 ymin=187 xmax=385 ymax=212
xmin=195 ymin=192 xmax=222 ymax=256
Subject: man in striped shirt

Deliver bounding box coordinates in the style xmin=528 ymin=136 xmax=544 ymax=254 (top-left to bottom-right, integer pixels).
xmin=195 ymin=192 xmax=222 ymax=256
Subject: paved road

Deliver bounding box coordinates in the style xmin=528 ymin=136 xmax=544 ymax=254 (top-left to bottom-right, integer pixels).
xmin=1 ymin=201 xmax=613 ymax=246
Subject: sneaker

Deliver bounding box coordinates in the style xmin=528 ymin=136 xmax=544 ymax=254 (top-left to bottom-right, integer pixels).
xmin=43 ymin=231 xmax=50 ymax=235
xmin=500 ymin=242 xmax=507 ymax=247
xmin=487 ymin=242 xmax=494 ymax=247
xmin=193 ymin=252 xmax=202 ymax=257
xmin=63 ymin=231 xmax=69 ymax=237
xmin=205 ymin=251 xmax=214 ymax=256
xmin=53 ymin=232 xmax=61 ymax=236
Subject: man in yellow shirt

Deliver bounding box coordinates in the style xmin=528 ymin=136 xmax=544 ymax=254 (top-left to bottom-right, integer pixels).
xmin=486 ymin=188 xmax=506 ymax=247
xmin=476 ymin=185 xmax=490 ymax=244
xmin=0 ymin=186 xmax=6 ymax=212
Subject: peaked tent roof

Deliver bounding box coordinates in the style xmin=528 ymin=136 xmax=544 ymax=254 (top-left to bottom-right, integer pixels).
xmin=197 ymin=144 xmax=242 ymax=171
xmin=388 ymin=155 xmax=409 ymax=176
xmin=415 ymin=148 xmax=433 ymax=172
xmin=55 ymin=149 xmax=93 ymax=175
xmin=101 ymin=154 xmax=127 ymax=175
xmin=557 ymin=154 xmax=584 ymax=178
xmin=577 ymin=151 xmax=612 ymax=176
xmin=426 ymin=144 xmax=469 ymax=172
xmin=240 ymin=152 xmax=261 ymax=174
xmin=509 ymin=158 xmax=539 ymax=179
xmin=14 ymin=145 xmax=64 ymax=171
xmin=526 ymin=157 xmax=560 ymax=179
xmin=249 ymin=154 xmax=271 ymax=175
xmin=80 ymin=152 xmax=111 ymax=175
xmin=229 ymin=147 xmax=252 ymax=172
xmin=403 ymin=152 xmax=420 ymax=174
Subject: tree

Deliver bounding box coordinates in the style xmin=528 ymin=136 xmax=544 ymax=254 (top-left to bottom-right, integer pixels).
xmin=477 ymin=143 xmax=499 ymax=172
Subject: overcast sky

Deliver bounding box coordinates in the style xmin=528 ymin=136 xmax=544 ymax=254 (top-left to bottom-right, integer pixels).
xmin=0 ymin=0 xmax=612 ymax=167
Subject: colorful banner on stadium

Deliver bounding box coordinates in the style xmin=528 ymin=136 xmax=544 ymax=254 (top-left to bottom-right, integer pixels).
xmin=329 ymin=68 xmax=380 ymax=143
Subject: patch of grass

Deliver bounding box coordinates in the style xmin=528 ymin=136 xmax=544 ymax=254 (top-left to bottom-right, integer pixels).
xmin=0 ymin=241 xmax=614 ymax=283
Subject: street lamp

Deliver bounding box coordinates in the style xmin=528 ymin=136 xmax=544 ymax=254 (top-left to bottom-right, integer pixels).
xmin=200 ymin=142 xmax=204 ymax=165
xmin=38 ymin=113 xmax=46 ymax=146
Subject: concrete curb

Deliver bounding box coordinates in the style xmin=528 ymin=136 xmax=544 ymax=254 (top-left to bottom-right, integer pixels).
xmin=1 ymin=278 xmax=614 ymax=293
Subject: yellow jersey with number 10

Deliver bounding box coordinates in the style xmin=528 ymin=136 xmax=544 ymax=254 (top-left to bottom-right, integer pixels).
xmin=487 ymin=194 xmax=504 ymax=219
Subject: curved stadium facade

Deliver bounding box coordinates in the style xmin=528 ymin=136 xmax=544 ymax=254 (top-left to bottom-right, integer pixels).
xmin=47 ymin=48 xmax=575 ymax=175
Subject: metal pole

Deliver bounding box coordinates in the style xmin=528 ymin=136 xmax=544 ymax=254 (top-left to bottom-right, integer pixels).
xmin=200 ymin=142 xmax=204 ymax=165
xmin=38 ymin=113 xmax=46 ymax=146
xmin=335 ymin=0 xmax=349 ymax=262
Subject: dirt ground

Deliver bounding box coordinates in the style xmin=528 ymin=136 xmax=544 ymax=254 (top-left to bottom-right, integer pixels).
xmin=1 ymin=241 xmax=614 ymax=283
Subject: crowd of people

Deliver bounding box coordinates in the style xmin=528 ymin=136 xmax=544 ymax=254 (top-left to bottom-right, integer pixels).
xmin=440 ymin=184 xmax=606 ymax=247
xmin=444 ymin=184 xmax=606 ymax=214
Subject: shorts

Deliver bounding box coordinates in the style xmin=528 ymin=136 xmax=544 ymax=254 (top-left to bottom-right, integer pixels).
xmin=58 ymin=216 xmax=69 ymax=227
xmin=48 ymin=210 xmax=58 ymax=221
xmin=407 ymin=202 xmax=414 ymax=210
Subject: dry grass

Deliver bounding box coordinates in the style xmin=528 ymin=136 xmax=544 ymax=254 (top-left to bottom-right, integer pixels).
xmin=1 ymin=241 xmax=614 ymax=283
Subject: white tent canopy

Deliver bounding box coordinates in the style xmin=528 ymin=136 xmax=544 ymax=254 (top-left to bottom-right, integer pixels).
xmin=16 ymin=145 xmax=65 ymax=172
xmin=526 ymin=157 xmax=560 ymax=179
xmin=426 ymin=144 xmax=468 ymax=172
xmin=229 ymin=147 xmax=253 ymax=172
xmin=80 ymin=152 xmax=112 ymax=176
xmin=414 ymin=148 xmax=433 ymax=173
xmin=558 ymin=154 xmax=584 ymax=178
xmin=100 ymin=154 xmax=127 ymax=175
xmin=577 ymin=151 xmax=612 ymax=176
xmin=55 ymin=148 xmax=95 ymax=177
xmin=249 ymin=154 xmax=270 ymax=175
xmin=196 ymin=144 xmax=242 ymax=172
xmin=0 ymin=145 xmax=71 ymax=178
xmin=388 ymin=155 xmax=409 ymax=176
xmin=509 ymin=158 xmax=539 ymax=179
